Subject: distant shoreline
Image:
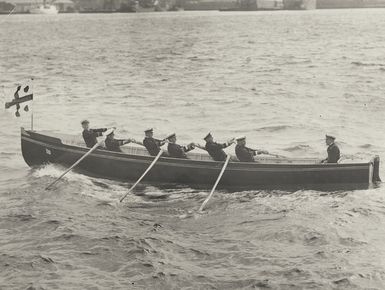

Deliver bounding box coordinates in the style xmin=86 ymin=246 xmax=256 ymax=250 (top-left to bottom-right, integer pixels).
xmin=1 ymin=6 xmax=385 ymax=16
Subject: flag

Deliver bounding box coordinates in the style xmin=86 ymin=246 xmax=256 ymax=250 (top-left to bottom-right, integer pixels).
xmin=4 ymin=83 xmax=33 ymax=117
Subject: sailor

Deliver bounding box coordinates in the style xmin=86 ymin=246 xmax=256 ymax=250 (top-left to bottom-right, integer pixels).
xmin=235 ymin=136 xmax=268 ymax=162
xmin=166 ymin=133 xmax=195 ymax=159
xmin=81 ymin=120 xmax=108 ymax=148
xmin=202 ymin=132 xmax=234 ymax=161
xmin=143 ymin=128 xmax=166 ymax=156
xmin=105 ymin=131 xmax=132 ymax=152
xmin=322 ymin=134 xmax=341 ymax=163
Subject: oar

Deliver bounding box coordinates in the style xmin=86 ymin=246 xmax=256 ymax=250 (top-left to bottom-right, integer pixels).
xmin=265 ymin=153 xmax=287 ymax=159
xmin=251 ymin=148 xmax=286 ymax=159
xmin=199 ymin=154 xmax=231 ymax=212
xmin=119 ymin=149 xmax=163 ymax=203
xmin=45 ymin=128 xmax=114 ymax=190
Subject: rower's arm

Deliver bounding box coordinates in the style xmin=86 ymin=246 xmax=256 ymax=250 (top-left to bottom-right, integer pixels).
xmin=155 ymin=138 xmax=167 ymax=146
xmin=184 ymin=143 xmax=195 ymax=152
xmin=194 ymin=143 xmax=206 ymax=150
xmin=130 ymin=139 xmax=144 ymax=146
xmin=223 ymin=138 xmax=235 ymax=148
xmin=93 ymin=128 xmax=108 ymax=133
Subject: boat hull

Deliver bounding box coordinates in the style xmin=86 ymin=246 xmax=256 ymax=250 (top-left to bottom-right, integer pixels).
xmin=21 ymin=128 xmax=380 ymax=188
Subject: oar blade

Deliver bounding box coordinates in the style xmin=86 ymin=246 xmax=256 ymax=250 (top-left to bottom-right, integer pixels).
xmin=119 ymin=149 xmax=163 ymax=203
xmin=199 ymin=155 xmax=231 ymax=212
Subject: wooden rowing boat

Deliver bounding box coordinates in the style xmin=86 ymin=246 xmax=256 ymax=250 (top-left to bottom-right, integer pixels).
xmin=20 ymin=128 xmax=381 ymax=188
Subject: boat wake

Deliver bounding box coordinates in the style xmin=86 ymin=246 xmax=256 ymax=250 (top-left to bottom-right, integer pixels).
xmin=31 ymin=164 xmax=208 ymax=206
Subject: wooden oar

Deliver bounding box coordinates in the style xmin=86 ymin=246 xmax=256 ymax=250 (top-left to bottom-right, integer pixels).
xmin=199 ymin=154 xmax=231 ymax=212
xmin=45 ymin=128 xmax=114 ymax=190
xmin=251 ymin=148 xmax=286 ymax=159
xmin=119 ymin=149 xmax=163 ymax=203
xmin=265 ymin=153 xmax=287 ymax=159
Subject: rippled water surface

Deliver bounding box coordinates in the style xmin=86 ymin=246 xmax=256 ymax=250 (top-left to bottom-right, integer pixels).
xmin=1 ymin=9 xmax=385 ymax=289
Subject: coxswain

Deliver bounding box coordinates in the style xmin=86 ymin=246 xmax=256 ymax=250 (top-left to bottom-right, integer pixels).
xmin=81 ymin=120 xmax=107 ymax=148
xmin=166 ymin=133 xmax=195 ymax=159
xmin=201 ymin=133 xmax=234 ymax=161
xmin=143 ymin=128 xmax=166 ymax=156
xmin=322 ymin=134 xmax=341 ymax=163
xmin=235 ymin=136 xmax=269 ymax=162
xmin=105 ymin=131 xmax=133 ymax=152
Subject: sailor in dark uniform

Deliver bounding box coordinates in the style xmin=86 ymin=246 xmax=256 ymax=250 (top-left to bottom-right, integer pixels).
xmin=235 ymin=136 xmax=268 ymax=162
xmin=202 ymin=133 xmax=234 ymax=161
xmin=322 ymin=134 xmax=341 ymax=163
xmin=81 ymin=120 xmax=108 ymax=148
xmin=166 ymin=133 xmax=195 ymax=159
xmin=105 ymin=131 xmax=132 ymax=152
xmin=143 ymin=128 xmax=166 ymax=156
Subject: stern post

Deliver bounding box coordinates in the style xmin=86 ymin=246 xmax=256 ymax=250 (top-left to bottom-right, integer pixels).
xmin=31 ymin=111 xmax=34 ymax=131
xmin=372 ymin=155 xmax=381 ymax=183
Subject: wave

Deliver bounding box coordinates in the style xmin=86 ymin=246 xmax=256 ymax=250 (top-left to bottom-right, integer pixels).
xmin=283 ymin=144 xmax=311 ymax=152
xmin=359 ymin=143 xmax=374 ymax=149
xmin=188 ymin=56 xmax=216 ymax=62
xmin=351 ymin=61 xmax=385 ymax=67
xmin=284 ymin=59 xmax=312 ymax=65
xmin=257 ymin=125 xmax=293 ymax=132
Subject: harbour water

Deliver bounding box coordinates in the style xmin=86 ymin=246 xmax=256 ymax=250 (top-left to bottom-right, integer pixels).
xmin=1 ymin=10 xmax=385 ymax=289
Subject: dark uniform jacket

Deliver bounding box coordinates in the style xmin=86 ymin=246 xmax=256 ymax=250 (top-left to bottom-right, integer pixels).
xmin=168 ymin=143 xmax=194 ymax=159
xmin=235 ymin=145 xmax=256 ymax=162
xmin=105 ymin=138 xmax=127 ymax=152
xmin=82 ymin=128 xmax=107 ymax=148
xmin=326 ymin=143 xmax=340 ymax=163
xmin=205 ymin=141 xmax=230 ymax=161
xmin=143 ymin=137 xmax=164 ymax=156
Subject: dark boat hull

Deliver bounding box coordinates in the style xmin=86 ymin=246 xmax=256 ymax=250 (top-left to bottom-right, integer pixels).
xmin=21 ymin=128 xmax=380 ymax=188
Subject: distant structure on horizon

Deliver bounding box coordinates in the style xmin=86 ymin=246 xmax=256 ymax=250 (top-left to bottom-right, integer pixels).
xmin=72 ymin=0 xmax=184 ymax=12
xmin=0 ymin=0 xmax=183 ymax=13
xmin=1 ymin=0 xmax=75 ymax=13
xmin=183 ymin=0 xmax=385 ymax=10
xmin=317 ymin=0 xmax=385 ymax=8
xmin=1 ymin=0 xmax=385 ymax=13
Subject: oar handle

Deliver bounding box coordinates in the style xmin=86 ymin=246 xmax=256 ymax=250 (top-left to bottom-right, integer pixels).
xmin=251 ymin=148 xmax=286 ymax=159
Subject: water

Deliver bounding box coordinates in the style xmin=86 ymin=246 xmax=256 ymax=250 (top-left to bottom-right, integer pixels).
xmin=1 ymin=9 xmax=385 ymax=289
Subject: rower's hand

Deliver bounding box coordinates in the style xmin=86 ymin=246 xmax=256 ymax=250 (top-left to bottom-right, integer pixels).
xmin=228 ymin=138 xmax=236 ymax=144
xmin=261 ymin=150 xmax=269 ymax=155
xmin=187 ymin=142 xmax=195 ymax=149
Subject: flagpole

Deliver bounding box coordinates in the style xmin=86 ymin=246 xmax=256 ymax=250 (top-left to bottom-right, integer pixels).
xmin=31 ymin=111 xmax=33 ymax=131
